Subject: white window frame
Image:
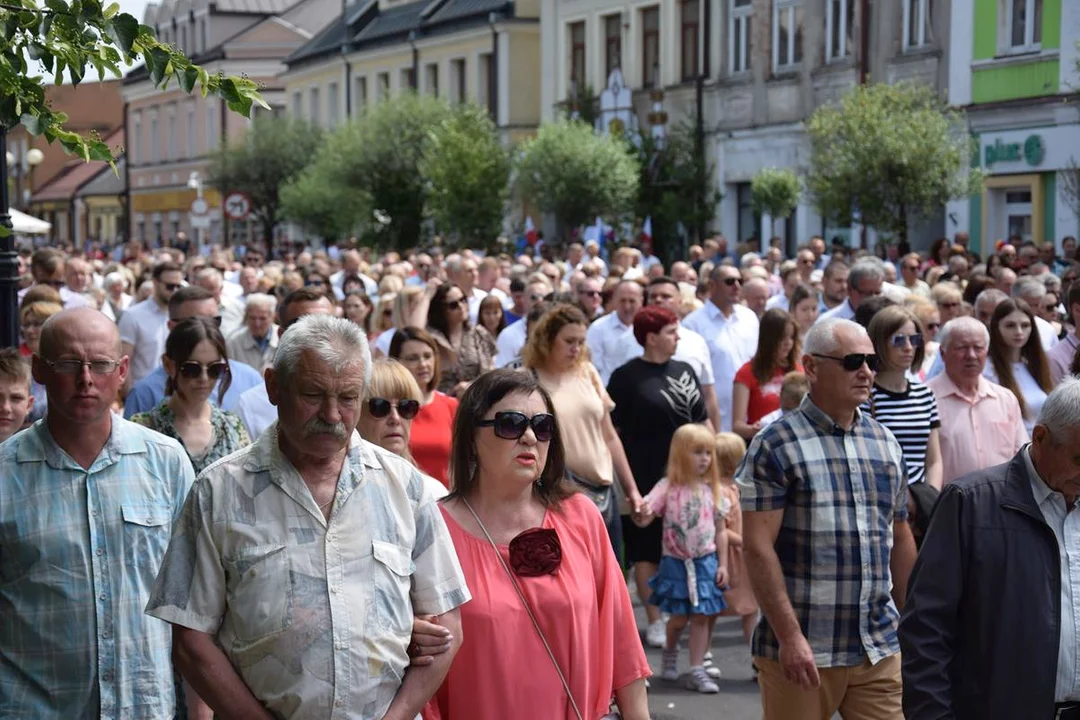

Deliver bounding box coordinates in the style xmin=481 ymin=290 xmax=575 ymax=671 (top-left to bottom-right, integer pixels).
xmin=1003 ymin=0 xmax=1041 ymax=53
xmin=825 ymin=0 xmax=850 ymax=60
xmin=772 ymin=0 xmax=802 ymax=70
xmin=903 ymin=0 xmax=932 ymax=49
xmin=728 ymin=0 xmax=752 ymax=74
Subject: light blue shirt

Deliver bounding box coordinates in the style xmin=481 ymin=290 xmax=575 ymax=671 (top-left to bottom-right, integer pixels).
xmin=1024 ymin=445 xmax=1080 ymax=703
xmin=0 ymin=418 xmax=195 ymax=718
xmin=123 ymin=359 xmax=263 ymax=418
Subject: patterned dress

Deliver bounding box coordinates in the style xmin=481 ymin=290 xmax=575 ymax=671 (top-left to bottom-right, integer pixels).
xmin=130 ymin=400 xmax=251 ymax=474
xmin=428 ymin=325 xmax=496 ymax=395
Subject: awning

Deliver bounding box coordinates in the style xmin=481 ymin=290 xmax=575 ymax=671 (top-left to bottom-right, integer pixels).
xmin=10 ymin=209 xmax=51 ymax=235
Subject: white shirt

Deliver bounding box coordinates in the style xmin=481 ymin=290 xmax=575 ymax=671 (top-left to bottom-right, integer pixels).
xmin=487 ymin=286 xmax=513 ymax=310
xmin=1035 ymin=315 xmax=1058 ymax=352
xmin=219 ymin=296 xmax=245 ymax=337
xmin=467 ymin=287 xmax=488 ymax=326
xmin=331 ymin=269 xmax=379 ymax=300
xmin=373 ymin=327 xmax=398 ymax=357
xmin=819 ymin=298 xmax=856 ymax=323
xmin=117 ymin=298 xmax=170 ymax=384
xmin=1024 ymin=446 xmax=1080 ymax=703
xmin=682 ymin=301 xmax=760 ymax=432
xmin=235 ymin=384 xmax=276 ymax=439
xmin=586 ymin=312 xmax=636 ymax=385
xmin=982 ymin=361 xmax=1049 ymax=435
xmin=608 ymin=323 xmax=715 ymax=388
xmin=765 ymin=294 xmax=790 ymax=312
xmin=495 ymin=319 xmax=528 ymax=368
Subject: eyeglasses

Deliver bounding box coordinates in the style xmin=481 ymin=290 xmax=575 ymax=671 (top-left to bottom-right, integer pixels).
xmin=179 ymin=361 xmax=229 ymax=380
xmin=41 ymin=358 xmax=121 ymax=375
xmin=579 ymin=290 xmax=601 ymax=297
xmin=478 ymin=411 xmax=555 ymax=442
xmin=1044 ymin=303 xmax=1058 ymax=312
xmin=445 ymin=298 xmax=467 ymax=310
xmin=927 ymin=322 xmax=941 ymax=331
xmin=723 ymin=277 xmax=741 ymax=287
xmin=306 ymin=280 xmax=326 ymax=287
xmin=890 ymin=333 xmax=924 ymax=348
xmin=162 ymin=282 xmax=182 ymax=292
xmin=812 ymin=353 xmax=879 ymax=372
xmin=939 ymin=301 xmax=960 ymax=310
xmin=368 ymin=397 xmax=420 ymax=420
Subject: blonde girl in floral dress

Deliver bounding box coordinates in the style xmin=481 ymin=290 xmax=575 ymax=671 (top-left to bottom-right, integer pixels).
xmin=634 ymin=423 xmax=729 ymax=694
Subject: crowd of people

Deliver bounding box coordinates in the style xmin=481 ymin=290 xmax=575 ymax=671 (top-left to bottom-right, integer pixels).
xmin=1 ymin=228 xmax=1080 ymax=719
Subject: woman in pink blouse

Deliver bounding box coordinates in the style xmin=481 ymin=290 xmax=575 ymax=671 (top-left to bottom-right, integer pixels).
xmin=433 ymin=369 xmax=650 ymax=720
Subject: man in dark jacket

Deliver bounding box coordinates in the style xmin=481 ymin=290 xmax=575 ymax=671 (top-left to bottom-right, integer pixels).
xmin=900 ymin=377 xmax=1080 ymax=720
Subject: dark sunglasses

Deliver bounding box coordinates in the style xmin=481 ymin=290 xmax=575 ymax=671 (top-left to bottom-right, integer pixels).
xmin=478 ymin=411 xmax=555 ymax=442
xmin=927 ymin=322 xmax=941 ymax=330
xmin=812 ymin=353 xmax=879 ymax=372
xmin=162 ymin=282 xmax=182 ymax=292
xmin=179 ymin=360 xmax=229 ymax=380
xmin=445 ymin=298 xmax=467 ymax=309
xmin=890 ymin=333 xmax=923 ymax=348
xmin=579 ymin=289 xmax=601 ymax=297
xmin=723 ymin=277 xmax=741 ymax=287
xmin=368 ymin=397 xmax=420 ymax=420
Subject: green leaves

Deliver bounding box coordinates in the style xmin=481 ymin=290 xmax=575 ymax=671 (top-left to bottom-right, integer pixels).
xmin=1 ymin=0 xmax=266 ymax=169
xmin=517 ymin=119 xmax=639 ymax=235
xmin=806 ymin=82 xmax=982 ymax=244
xmin=751 ymin=168 xmax=801 ymax=219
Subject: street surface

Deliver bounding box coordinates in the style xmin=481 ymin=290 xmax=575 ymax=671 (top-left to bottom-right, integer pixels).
xmin=632 ymin=592 xmax=762 ymax=720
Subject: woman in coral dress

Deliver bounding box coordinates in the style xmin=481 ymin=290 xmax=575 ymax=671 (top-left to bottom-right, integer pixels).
xmin=431 ymin=369 xmax=651 ymax=720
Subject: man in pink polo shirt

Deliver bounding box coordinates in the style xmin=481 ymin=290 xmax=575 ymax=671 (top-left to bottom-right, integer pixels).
xmin=927 ymin=316 xmax=1028 ymax=485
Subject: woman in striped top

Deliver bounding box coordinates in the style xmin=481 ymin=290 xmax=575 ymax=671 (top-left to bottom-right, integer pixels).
xmin=865 ymin=305 xmax=943 ymax=489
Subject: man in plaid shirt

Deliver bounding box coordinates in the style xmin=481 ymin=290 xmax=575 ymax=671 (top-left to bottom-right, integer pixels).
xmin=737 ymin=317 xmax=918 ymax=720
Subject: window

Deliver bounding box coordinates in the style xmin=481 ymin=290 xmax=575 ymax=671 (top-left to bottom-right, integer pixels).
xmin=903 ymin=0 xmax=933 ymax=48
xmin=641 ymin=6 xmax=660 ymax=87
xmin=826 ymin=0 xmax=854 ymax=59
xmin=327 ymin=82 xmax=338 ymax=128
xmin=166 ymin=107 xmax=175 ymax=160
xmin=478 ymin=53 xmax=492 ymax=111
xmin=355 ymin=76 xmax=368 ymax=111
xmin=451 ymin=59 xmax=466 ymax=103
xmin=186 ymin=106 xmax=194 ymax=157
xmin=309 ymin=87 xmax=320 ymax=125
xmin=681 ymin=0 xmax=700 ymax=81
xmin=425 ymin=63 xmax=439 ymax=97
xmin=291 ymin=91 xmax=302 ymax=118
xmin=180 ymin=25 xmax=187 ymax=51
xmin=200 ymin=18 xmax=207 ymax=51
xmin=131 ymin=115 xmax=141 ymax=164
xmin=149 ymin=113 xmax=159 ymax=162
xmin=772 ymin=0 xmax=803 ymax=70
xmin=378 ymin=72 xmax=390 ymax=101
xmin=729 ymin=0 xmax=753 ymax=73
xmin=569 ymin=21 xmax=586 ymax=90
xmin=401 ymin=67 xmax=416 ymax=90
xmin=1007 ymin=0 xmax=1041 ymax=50
xmin=604 ymin=14 xmax=621 ymax=79
xmin=206 ymin=101 xmax=217 ymax=151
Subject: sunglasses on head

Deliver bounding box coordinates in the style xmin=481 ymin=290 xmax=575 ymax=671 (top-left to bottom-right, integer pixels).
xmin=179 ymin=360 xmax=229 ymax=380
xmin=890 ymin=333 xmax=923 ymax=348
xmin=812 ymin=353 xmax=879 ymax=372
xmin=368 ymin=397 xmax=420 ymax=420
xmin=478 ymin=411 xmax=555 ymax=442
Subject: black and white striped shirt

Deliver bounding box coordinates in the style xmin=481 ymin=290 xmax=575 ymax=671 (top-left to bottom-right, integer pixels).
xmin=863 ymin=380 xmax=941 ymax=485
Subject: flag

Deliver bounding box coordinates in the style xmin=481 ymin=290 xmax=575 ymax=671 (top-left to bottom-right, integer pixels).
xmin=524 ymin=216 xmax=538 ymax=246
xmin=641 ymin=215 xmax=653 ymax=255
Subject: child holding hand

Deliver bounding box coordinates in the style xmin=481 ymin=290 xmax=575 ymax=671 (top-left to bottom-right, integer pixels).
xmin=634 ymin=423 xmax=728 ymax=693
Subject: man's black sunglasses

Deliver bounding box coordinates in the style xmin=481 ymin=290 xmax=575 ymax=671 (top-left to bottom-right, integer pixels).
xmin=812 ymin=353 xmax=879 ymax=372
xmin=478 ymin=411 xmax=555 ymax=442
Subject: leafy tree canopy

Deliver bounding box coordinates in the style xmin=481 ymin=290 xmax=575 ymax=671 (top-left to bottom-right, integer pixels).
xmin=806 ymin=82 xmax=981 ymax=244
xmin=420 ymin=103 xmax=511 ymax=248
xmin=516 ymin=119 xmax=639 ymax=239
xmin=0 ymin=0 xmax=265 ymax=165
xmin=751 ymin=167 xmax=801 ymax=220
xmin=209 ymin=115 xmax=322 ymax=251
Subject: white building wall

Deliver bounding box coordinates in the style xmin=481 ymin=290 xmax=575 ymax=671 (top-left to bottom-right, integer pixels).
xmin=947 ymin=0 xmax=972 ymax=106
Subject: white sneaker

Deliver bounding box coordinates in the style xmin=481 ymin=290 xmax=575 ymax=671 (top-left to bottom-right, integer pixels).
xmin=645 ymin=619 xmax=667 ymax=648
xmin=703 ymin=651 xmax=721 ymax=678
xmin=661 ymin=647 xmax=680 ymax=680
xmin=686 ymin=666 xmax=720 ymax=694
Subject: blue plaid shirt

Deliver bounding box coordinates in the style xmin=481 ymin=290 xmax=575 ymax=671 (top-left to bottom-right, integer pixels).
xmin=0 ymin=418 xmax=195 ymax=718
xmin=736 ymin=395 xmax=908 ymax=668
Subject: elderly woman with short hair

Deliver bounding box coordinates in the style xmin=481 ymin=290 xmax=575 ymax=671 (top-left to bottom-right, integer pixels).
xmin=433 ymin=369 xmax=650 ymax=720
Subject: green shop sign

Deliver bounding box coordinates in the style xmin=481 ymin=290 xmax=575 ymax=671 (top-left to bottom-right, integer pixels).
xmin=984 ymin=134 xmax=1045 ymax=167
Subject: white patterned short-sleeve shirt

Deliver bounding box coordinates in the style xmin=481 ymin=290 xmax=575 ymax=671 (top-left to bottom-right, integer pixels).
xmin=146 ymin=425 xmax=471 ymax=719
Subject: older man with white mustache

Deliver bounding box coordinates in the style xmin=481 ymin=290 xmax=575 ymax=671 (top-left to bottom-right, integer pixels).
xmin=147 ymin=314 xmax=471 ymax=720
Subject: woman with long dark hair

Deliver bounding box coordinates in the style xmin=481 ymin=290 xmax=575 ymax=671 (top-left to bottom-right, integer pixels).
xmin=986 ymin=297 xmax=1053 ymax=433
xmin=130 ymin=317 xmax=250 ymax=474
xmin=411 ymin=282 xmax=496 ymax=397
xmin=731 ymin=309 xmax=801 ymax=440
xmin=433 ymin=369 xmax=650 ymax=720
